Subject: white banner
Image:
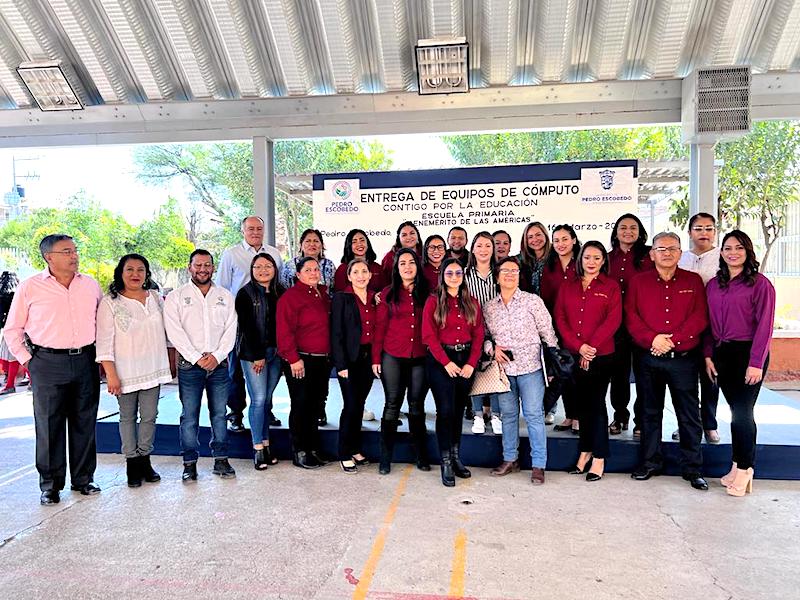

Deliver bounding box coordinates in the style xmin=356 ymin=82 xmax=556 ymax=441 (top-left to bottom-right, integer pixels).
xmin=313 ymin=162 xmax=637 ymax=261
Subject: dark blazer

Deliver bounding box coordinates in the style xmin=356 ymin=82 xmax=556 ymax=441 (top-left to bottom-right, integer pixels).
xmin=330 ymin=290 xmax=373 ymax=371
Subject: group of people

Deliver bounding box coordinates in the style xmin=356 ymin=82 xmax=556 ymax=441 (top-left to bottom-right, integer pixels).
xmin=2 ymin=210 xmax=774 ymax=505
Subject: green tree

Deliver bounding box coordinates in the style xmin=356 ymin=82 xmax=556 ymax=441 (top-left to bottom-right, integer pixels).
xmin=132 ymin=197 xmax=195 ymax=268
xmin=133 ymin=139 xmax=393 ymax=257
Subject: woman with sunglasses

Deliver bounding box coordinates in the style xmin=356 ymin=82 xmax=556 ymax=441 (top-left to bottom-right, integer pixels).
xmin=423 ymin=258 xmax=484 ymax=487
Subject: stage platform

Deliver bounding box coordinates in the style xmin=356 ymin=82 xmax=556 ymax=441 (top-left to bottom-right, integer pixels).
xmin=96 ymin=378 xmax=800 ymax=480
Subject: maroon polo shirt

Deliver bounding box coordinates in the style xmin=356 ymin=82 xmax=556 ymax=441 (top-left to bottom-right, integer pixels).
xmin=333 ymin=261 xmax=385 ymax=294
xmin=608 ymin=246 xmax=655 ymax=295
xmin=421 ymin=294 xmax=485 ymax=367
xmin=345 ymin=286 xmax=377 ymax=345
xmin=625 ymin=268 xmax=708 ymax=352
xmin=554 ymin=273 xmax=622 ymax=356
xmin=372 ymin=284 xmax=426 ymax=363
xmin=540 ymin=258 xmax=577 ymax=312
xmin=276 ymin=282 xmax=331 ymax=364
xmin=423 ymin=263 xmax=441 ymax=291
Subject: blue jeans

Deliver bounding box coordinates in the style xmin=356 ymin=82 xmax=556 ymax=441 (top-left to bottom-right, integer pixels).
xmin=497 ymin=370 xmax=547 ymax=468
xmin=241 ymin=348 xmax=282 ymax=446
xmin=178 ymin=358 xmax=230 ymax=463
xmin=470 ymin=393 xmax=501 ymax=414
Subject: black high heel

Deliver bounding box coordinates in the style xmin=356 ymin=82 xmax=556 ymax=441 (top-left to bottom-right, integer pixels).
xmin=568 ymin=457 xmax=593 ymax=475
xmin=254 ymin=449 xmax=269 ymax=470
xmin=264 ymin=447 xmax=278 ymax=465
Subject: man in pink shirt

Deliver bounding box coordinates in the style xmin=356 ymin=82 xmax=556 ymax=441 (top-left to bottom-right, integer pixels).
xmin=4 ymin=234 xmax=102 ymax=505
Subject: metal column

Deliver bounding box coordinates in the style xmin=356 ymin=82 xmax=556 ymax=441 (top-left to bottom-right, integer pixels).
xmin=688 ymin=143 xmax=717 ymax=217
xmin=253 ymin=136 xmax=276 ymax=246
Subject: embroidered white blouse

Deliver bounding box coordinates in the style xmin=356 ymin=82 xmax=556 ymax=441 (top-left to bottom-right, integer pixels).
xmin=95 ymin=290 xmax=173 ymax=394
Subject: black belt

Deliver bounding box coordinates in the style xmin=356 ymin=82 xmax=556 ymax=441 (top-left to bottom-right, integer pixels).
xmin=443 ymin=343 xmax=471 ymax=352
xmin=34 ymin=343 xmax=94 ymax=356
xmin=652 ymin=350 xmax=693 ymax=359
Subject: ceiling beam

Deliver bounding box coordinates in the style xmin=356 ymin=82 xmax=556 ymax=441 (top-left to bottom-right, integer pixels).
xmin=566 ymin=0 xmax=606 ymax=83
xmin=619 ymin=0 xmax=668 ymax=80
xmin=343 ymin=0 xmax=386 ymax=94
xmin=0 ymin=73 xmax=796 ymax=148
xmin=172 ymin=0 xmax=239 ymax=99
xmin=227 ymin=0 xmax=287 ymax=97
xmin=64 ymin=0 xmax=147 ymax=103
xmin=403 ymin=0 xmax=433 ymax=91
xmin=283 ymin=0 xmax=336 ymax=95
xmin=735 ymin=0 xmax=793 ymax=73
xmin=462 ymin=0 xmax=485 ymax=88
xmin=12 ymin=0 xmax=103 ymax=106
xmin=677 ymin=0 xmax=733 ymax=77
xmin=117 ymin=0 xmax=192 ymax=101
xmin=512 ymin=0 xmax=542 ymax=86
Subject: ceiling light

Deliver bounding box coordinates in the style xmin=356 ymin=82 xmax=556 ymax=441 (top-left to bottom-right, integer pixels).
xmin=415 ymin=37 xmax=469 ymax=95
xmin=16 ymin=61 xmax=83 ymax=112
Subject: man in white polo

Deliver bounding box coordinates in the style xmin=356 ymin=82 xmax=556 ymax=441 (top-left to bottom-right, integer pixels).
xmin=217 ymin=216 xmax=282 ymax=432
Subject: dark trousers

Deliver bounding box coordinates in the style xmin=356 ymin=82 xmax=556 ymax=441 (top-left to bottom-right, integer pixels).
xmin=426 ymin=349 xmax=474 ymax=455
xmin=28 ymin=348 xmax=100 ymax=492
xmin=380 ymin=353 xmax=427 ymax=421
xmin=337 ymin=345 xmax=374 ymax=459
xmin=574 ymin=354 xmax=614 ymax=459
xmin=544 ymin=377 xmax=579 ymax=419
xmin=699 ymin=358 xmax=720 ymax=430
xmin=283 ymin=354 xmax=329 ymax=453
xmin=226 ymin=346 xmax=247 ymax=418
xmin=636 ymin=350 xmax=703 ymax=475
xmin=609 ymin=327 xmax=642 ymax=428
xmin=714 ymin=341 xmax=769 ymax=470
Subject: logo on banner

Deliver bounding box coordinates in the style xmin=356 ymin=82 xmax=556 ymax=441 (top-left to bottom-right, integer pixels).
xmin=332 ymin=180 xmax=352 ymax=200
xmin=323 ymin=178 xmax=360 ymax=214
xmin=580 ymin=166 xmax=635 ymax=204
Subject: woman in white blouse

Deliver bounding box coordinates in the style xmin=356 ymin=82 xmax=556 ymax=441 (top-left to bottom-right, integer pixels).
xmin=96 ymin=254 xmax=173 ymax=488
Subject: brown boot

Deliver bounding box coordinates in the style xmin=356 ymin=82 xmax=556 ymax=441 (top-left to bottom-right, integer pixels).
xmin=530 ymin=467 xmax=545 ymax=485
xmin=490 ymin=460 xmax=520 ymax=476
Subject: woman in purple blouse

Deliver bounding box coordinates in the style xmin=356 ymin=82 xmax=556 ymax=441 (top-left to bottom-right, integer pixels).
xmin=704 ymin=231 xmax=775 ymax=497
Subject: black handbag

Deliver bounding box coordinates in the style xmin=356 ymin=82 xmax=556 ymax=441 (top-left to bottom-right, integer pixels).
xmin=542 ymin=345 xmax=575 ymax=382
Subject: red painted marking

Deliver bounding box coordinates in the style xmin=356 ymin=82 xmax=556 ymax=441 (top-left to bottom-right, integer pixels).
xmin=344 ymin=567 xmax=360 ymax=585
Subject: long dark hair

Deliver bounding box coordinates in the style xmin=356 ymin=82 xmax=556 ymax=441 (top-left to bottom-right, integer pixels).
xmin=385 ymin=247 xmax=428 ymax=308
xmin=0 ymin=271 xmax=18 ymax=295
xmin=249 ymin=252 xmax=284 ymax=298
xmin=466 ymin=231 xmax=496 ymax=271
xmin=519 ymin=222 xmax=551 ymax=267
xmin=299 ymin=228 xmax=326 ymax=259
xmin=434 ymin=258 xmax=478 ymax=327
xmin=423 ymin=234 xmax=446 ymax=266
xmin=340 ymin=228 xmax=377 ymax=264
xmin=575 ymin=241 xmax=609 ymax=277
xmin=546 ymin=224 xmax=581 ymax=271
xmin=109 ymin=254 xmax=155 ymax=298
xmin=610 ymin=213 xmax=649 ymax=268
xmin=391 ymin=221 xmax=423 ymax=255
xmin=718 ymin=230 xmax=759 ymax=288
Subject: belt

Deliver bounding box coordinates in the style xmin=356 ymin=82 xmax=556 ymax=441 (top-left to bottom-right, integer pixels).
xmin=443 ymin=343 xmax=471 ymax=352
xmin=34 ymin=343 xmax=94 ymax=356
xmin=652 ymin=350 xmax=693 ymax=359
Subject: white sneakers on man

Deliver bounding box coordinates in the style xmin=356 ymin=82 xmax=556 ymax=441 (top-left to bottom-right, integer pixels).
xmin=472 ymin=415 xmax=486 ymax=434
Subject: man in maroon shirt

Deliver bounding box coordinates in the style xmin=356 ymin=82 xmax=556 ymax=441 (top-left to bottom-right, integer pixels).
xmin=625 ymin=232 xmax=709 ymax=490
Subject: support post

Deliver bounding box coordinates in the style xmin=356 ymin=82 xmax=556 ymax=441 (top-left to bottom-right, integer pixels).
xmin=688 ymin=143 xmax=717 ymax=218
xmin=253 ymin=136 xmax=276 ymax=246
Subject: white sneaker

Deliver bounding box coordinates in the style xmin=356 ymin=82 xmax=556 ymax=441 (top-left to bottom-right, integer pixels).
xmin=490 ymin=414 xmax=502 ymax=435
xmin=362 ymin=410 xmax=375 ymax=421
xmin=544 ymin=412 xmax=555 ymax=425
xmin=471 ymin=415 xmax=486 ymax=434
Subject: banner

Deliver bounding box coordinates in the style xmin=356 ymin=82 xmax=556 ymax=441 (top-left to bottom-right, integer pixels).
xmin=313 ymin=160 xmax=637 ymax=261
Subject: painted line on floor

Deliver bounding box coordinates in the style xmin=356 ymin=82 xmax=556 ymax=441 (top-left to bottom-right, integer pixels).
xmin=449 ymin=528 xmax=468 ymax=598
xmin=352 ymin=464 xmax=414 ymax=600
xmin=0 ymin=467 xmax=37 ymax=487
xmin=0 ymin=463 xmax=36 ymax=481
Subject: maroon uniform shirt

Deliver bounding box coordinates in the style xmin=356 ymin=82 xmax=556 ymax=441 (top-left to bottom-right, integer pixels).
xmin=554 ymin=273 xmax=622 ymax=356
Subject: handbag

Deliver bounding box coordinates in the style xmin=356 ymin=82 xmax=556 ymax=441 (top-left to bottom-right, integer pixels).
xmin=543 ymin=346 xmax=575 ymax=382
xmin=469 ymin=359 xmax=510 ymax=395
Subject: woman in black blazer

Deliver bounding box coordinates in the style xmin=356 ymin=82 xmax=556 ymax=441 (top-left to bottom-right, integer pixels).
xmin=331 ymin=259 xmax=377 ymax=473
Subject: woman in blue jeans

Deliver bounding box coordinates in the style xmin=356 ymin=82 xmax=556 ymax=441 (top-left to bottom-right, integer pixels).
xmin=235 ymin=253 xmax=284 ymax=469
xmin=482 ymin=256 xmax=559 ymax=485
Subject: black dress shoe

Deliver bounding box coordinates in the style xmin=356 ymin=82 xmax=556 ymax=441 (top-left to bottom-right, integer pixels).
xmin=269 ymin=414 xmax=282 ymax=427
xmin=40 ymin=490 xmax=60 ymax=505
xmin=227 ymin=416 xmax=246 ymax=433
xmin=70 ymin=482 xmax=101 ymax=495
xmin=683 ymin=473 xmax=709 ymax=490
xmin=182 ymin=462 xmax=198 ymax=481
xmin=586 ymin=472 xmax=603 ymax=482
xmin=378 ymin=461 xmax=391 ymax=475
xmin=212 ymin=458 xmax=236 ymax=479
xmin=141 ymin=455 xmax=161 ymax=483
xmin=568 ymin=458 xmax=592 ymax=474
xmin=631 ymin=466 xmax=662 ymax=481
xmin=311 ymin=451 xmax=333 ymax=466
xmin=293 ymin=451 xmax=322 ymax=469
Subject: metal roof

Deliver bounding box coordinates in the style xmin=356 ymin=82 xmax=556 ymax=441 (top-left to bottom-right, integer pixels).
xmin=1 ymin=1 xmax=800 ymax=146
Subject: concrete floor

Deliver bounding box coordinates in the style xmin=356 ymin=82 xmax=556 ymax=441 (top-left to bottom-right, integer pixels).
xmin=2 ymin=390 xmax=800 ymax=600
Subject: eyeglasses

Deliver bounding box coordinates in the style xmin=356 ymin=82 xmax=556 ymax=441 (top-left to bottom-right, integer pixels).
xmin=444 ymin=270 xmax=463 ymax=277
xmin=691 ymin=226 xmax=716 ymax=232
xmin=47 ymin=249 xmax=79 ymax=256
xmin=653 ymin=246 xmax=681 ymax=254
xmin=498 ymin=268 xmax=520 ymax=275
xmin=428 ymin=244 xmax=445 ymax=251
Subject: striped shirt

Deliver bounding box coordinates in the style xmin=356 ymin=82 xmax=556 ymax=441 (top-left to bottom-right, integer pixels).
xmin=465 ymin=267 xmax=498 ymax=307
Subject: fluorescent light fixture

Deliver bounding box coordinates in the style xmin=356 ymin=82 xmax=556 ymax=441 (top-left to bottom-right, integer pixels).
xmin=16 ymin=61 xmax=83 ymax=111
xmin=415 ymin=37 xmax=469 ymax=95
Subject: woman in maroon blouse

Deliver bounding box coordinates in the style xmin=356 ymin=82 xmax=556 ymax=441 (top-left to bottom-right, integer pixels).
xmin=423 ymin=234 xmax=446 ymax=291
xmin=333 ymin=229 xmax=384 ymax=293
xmin=541 ymin=224 xmax=581 ymax=434
xmin=705 ymin=231 xmax=776 ymax=497
xmin=555 ymin=241 xmax=622 ymax=481
xmin=373 ymin=248 xmax=430 ymax=475
xmin=380 ymin=221 xmax=423 ymax=282
xmin=422 ymin=258 xmax=484 ymax=487
xmin=607 ymin=213 xmax=655 ymax=438
xmin=276 ymin=257 xmax=332 ymax=470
